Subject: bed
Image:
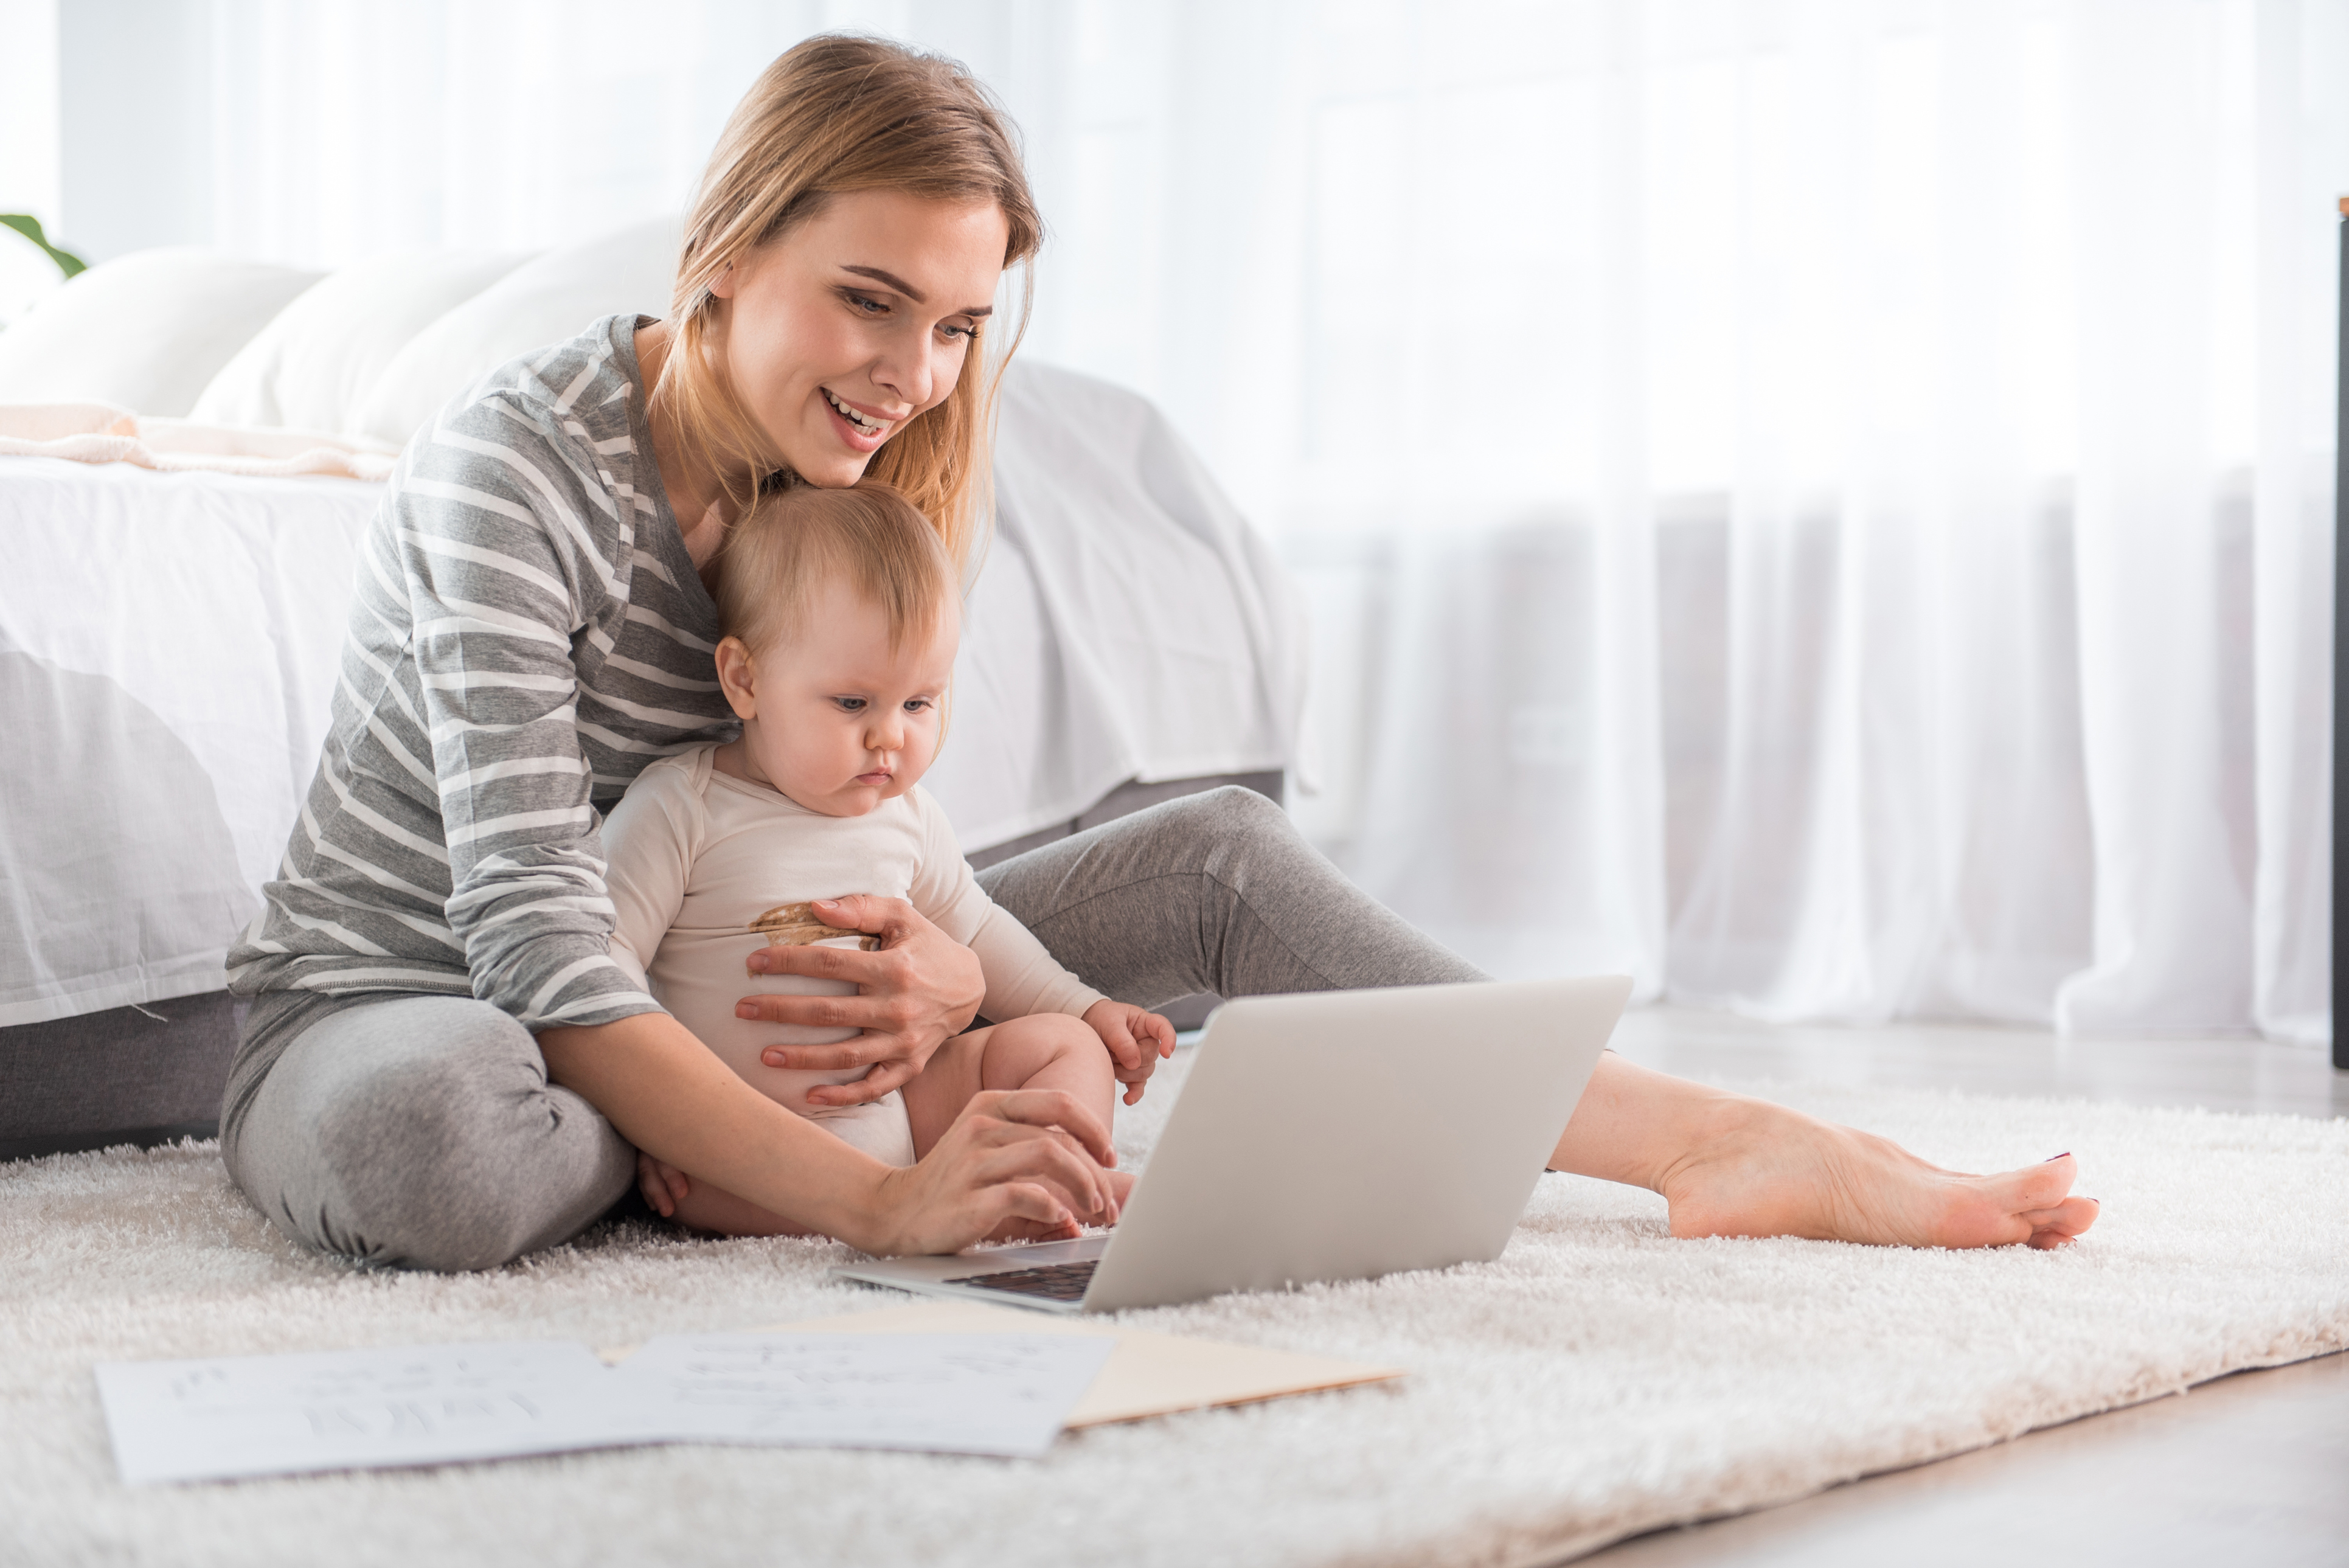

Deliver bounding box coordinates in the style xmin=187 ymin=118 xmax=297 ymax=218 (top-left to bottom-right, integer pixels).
xmin=0 ymin=227 xmax=1306 ymax=1155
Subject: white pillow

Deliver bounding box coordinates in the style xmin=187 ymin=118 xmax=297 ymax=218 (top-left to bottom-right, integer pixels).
xmin=351 ymin=217 xmax=679 ymax=448
xmin=189 ymin=249 xmax=532 ymax=434
xmin=0 ymin=248 xmax=322 ymax=417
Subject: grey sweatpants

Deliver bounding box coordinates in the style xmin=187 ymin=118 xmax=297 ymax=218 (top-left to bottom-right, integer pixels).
xmin=221 ymin=787 xmax=1484 ymax=1271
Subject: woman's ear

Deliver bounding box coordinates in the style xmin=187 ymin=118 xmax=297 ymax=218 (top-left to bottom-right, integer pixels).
xmin=714 ymin=634 xmax=759 ymax=721
xmin=708 ymin=259 xmax=738 ymax=300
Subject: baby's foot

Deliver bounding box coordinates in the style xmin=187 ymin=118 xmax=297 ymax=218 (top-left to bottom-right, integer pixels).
xmin=1104 ymin=1167 xmax=1137 ymax=1217
xmin=1660 ymin=1097 xmax=2099 ymax=1250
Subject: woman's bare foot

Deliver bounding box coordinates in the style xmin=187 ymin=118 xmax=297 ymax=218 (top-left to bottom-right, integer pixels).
xmin=1550 ymin=1055 xmax=2100 ymax=1250
xmin=1657 ymin=1096 xmax=2099 ymax=1250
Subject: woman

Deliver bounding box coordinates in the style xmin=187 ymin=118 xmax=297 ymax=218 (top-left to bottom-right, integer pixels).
xmin=222 ymin=35 xmax=2096 ymax=1271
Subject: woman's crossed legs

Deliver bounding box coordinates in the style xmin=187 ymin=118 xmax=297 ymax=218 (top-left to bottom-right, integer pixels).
xmin=222 ymin=784 xmax=2094 ymax=1272
xmin=223 ymin=993 xmax=638 ymax=1272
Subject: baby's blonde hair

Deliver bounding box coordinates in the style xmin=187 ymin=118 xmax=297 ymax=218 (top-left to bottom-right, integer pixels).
xmin=712 ymin=480 xmax=959 ymax=657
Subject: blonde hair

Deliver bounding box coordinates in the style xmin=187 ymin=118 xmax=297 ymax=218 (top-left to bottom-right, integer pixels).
xmin=658 ymin=33 xmax=1043 ymax=569
xmin=713 ymin=480 xmax=959 ymax=659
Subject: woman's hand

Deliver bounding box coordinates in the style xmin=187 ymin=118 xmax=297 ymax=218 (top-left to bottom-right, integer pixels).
xmin=544 ymin=1011 xmax=1114 ymax=1255
xmin=738 ymin=895 xmax=985 ymax=1106
xmin=630 ymin=1091 xmax=1108 ymax=1244
xmin=866 ymin=1087 xmax=1120 ymax=1255
xmin=1083 ymin=999 xmax=1178 ymax=1105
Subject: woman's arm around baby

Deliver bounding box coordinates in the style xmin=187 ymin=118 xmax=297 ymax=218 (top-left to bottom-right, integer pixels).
xmin=538 ymin=1006 xmax=1121 ymax=1252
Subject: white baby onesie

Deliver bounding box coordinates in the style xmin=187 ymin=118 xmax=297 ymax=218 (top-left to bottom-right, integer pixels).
xmin=600 ymin=744 xmax=1105 ymax=1167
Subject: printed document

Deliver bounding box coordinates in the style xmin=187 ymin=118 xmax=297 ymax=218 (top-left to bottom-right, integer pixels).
xmin=97 ymin=1332 xmax=1112 ymax=1485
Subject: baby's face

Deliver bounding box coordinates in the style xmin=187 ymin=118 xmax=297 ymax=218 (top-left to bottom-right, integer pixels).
xmin=724 ymin=581 xmax=958 ymax=818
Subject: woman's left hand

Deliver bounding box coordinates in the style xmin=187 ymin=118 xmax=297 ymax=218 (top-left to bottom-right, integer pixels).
xmin=738 ymin=895 xmax=986 ymax=1106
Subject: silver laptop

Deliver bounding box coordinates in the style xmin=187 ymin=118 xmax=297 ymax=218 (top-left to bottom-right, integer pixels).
xmin=830 ymin=974 xmax=1632 ymax=1314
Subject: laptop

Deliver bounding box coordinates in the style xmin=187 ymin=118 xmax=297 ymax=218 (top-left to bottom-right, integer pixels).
xmin=830 ymin=973 xmax=1633 ymax=1314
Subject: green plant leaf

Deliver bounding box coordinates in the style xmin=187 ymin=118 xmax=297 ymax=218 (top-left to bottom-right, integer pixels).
xmin=0 ymin=215 xmax=88 ymax=279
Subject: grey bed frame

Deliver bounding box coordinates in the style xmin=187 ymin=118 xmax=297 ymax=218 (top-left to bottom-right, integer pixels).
xmin=0 ymin=771 xmax=1280 ymax=1163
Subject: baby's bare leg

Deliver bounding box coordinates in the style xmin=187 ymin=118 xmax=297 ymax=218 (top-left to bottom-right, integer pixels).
xmin=901 ymin=1016 xmax=1131 ymax=1213
xmin=664 ymin=1179 xmax=816 ymax=1238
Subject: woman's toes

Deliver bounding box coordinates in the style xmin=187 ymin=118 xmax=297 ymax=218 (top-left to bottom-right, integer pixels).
xmin=2009 ymin=1189 xmax=2099 ymax=1248
xmin=2028 ymin=1194 xmax=2100 ymax=1241
xmin=2004 ymin=1151 xmax=2078 ymax=1210
xmin=1954 ymin=1153 xmax=2077 ymax=1236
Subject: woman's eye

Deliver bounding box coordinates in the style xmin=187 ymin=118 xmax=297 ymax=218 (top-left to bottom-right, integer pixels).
xmin=939 ymin=322 xmax=977 ymax=342
xmin=833 ymin=696 xmax=868 ymax=713
xmin=903 ymin=698 xmax=932 ymax=713
xmin=845 ymin=291 xmax=887 ymax=316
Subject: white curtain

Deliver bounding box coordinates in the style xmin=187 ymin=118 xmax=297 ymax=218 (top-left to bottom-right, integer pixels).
xmin=63 ymin=0 xmax=2349 ymax=1042
xmin=1007 ymin=0 xmax=2347 ymax=1046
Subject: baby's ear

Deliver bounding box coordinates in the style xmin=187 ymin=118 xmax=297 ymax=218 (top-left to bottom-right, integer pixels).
xmin=713 ymin=635 xmax=760 ymax=720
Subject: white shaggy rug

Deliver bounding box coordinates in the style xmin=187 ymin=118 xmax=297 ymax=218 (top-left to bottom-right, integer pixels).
xmin=4 ymin=1051 xmax=2345 ymax=1568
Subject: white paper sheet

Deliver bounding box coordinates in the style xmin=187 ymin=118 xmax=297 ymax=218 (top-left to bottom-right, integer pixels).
xmin=95 ymin=1341 xmax=631 ymax=1486
xmin=97 ymin=1332 xmax=1116 ymax=1485
xmin=606 ymin=1333 xmax=1116 ymax=1460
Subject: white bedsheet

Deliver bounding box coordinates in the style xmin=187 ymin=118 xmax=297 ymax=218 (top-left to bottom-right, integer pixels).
xmin=0 ymin=363 xmax=1305 ymax=1027
xmin=926 ymin=363 xmax=1308 ymax=847
xmin=0 ymin=458 xmax=372 ymax=1025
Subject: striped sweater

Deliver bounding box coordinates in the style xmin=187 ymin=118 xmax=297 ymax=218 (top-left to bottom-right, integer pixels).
xmin=226 ymin=314 xmax=737 ymax=1030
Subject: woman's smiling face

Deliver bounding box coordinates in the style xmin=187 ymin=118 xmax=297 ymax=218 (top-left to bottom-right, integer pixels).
xmin=711 ymin=189 xmax=1010 ymax=489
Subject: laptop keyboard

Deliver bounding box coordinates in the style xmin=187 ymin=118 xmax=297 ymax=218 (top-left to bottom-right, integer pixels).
xmin=943 ymin=1259 xmax=1099 ymax=1302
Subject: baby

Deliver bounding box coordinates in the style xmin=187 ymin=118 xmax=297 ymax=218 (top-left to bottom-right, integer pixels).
xmin=601 ymin=479 xmax=1173 ymax=1235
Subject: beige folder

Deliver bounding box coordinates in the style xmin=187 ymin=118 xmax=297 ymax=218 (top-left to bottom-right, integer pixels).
xmin=603 ymin=1299 xmax=1403 ymax=1428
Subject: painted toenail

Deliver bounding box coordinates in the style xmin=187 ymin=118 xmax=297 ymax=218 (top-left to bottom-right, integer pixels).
xmin=2044 ymin=1151 xmax=2071 ymax=1161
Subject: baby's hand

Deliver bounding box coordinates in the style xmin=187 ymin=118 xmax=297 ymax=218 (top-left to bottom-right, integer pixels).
xmin=1081 ymin=999 xmax=1177 ymax=1105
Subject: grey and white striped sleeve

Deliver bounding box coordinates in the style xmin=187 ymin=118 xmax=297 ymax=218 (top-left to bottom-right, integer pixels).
xmin=394 ymin=400 xmax=659 ymax=1030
